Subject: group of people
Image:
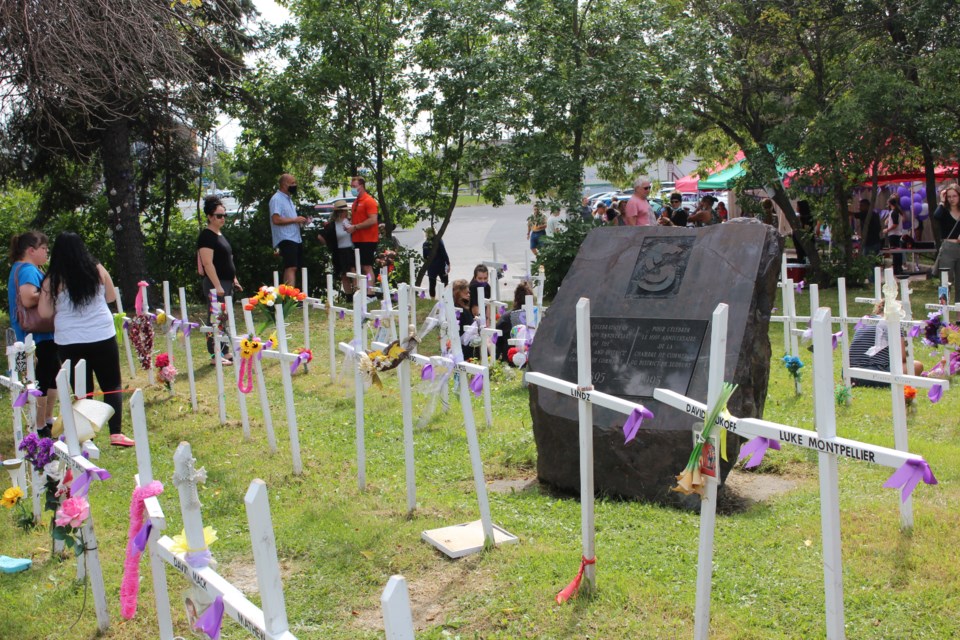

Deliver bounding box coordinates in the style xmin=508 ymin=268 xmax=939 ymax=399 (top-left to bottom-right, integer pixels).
xmin=8 ymin=231 xmax=133 ymax=447
xmin=577 ymin=178 xmax=728 ymax=230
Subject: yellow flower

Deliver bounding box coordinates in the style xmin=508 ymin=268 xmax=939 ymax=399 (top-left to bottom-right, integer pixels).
xmin=1 ymin=486 xmax=24 ymax=508
xmin=169 ymin=526 xmax=218 ymax=554
xmin=672 ymin=468 xmax=705 ymax=497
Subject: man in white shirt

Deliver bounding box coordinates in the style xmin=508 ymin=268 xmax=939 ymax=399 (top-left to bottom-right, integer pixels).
xmin=269 ymin=173 xmax=308 ymax=286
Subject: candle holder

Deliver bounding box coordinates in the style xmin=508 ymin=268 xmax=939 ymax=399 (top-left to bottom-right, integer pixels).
xmin=2 ymin=458 xmax=25 ymax=489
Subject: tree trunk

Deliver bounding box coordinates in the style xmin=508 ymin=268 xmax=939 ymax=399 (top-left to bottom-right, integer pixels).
xmin=102 ymin=118 xmax=148 ymax=310
xmin=922 ymin=142 xmax=941 ymax=245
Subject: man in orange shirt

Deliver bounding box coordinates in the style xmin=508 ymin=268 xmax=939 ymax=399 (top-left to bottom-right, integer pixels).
xmin=345 ymin=175 xmax=379 ymax=293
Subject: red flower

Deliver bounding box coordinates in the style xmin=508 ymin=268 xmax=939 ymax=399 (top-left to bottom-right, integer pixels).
xmin=155 ymin=353 xmax=170 ymax=369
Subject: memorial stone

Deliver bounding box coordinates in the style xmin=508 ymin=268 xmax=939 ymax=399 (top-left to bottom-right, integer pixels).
xmin=528 ymin=219 xmax=782 ymax=504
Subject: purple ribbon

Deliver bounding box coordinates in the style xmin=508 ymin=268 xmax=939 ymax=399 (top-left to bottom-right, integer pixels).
xmin=133 ymin=521 xmax=152 ymax=552
xmin=421 ymin=364 xmax=434 ymax=381
xmin=795 ymin=280 xmax=805 ymax=293
xmin=338 ymin=309 xmax=345 ymax=320
xmin=737 ymin=436 xmax=781 ymax=468
xmin=70 ymin=466 xmax=112 ymax=498
xmin=622 ymin=406 xmax=654 ymax=444
xmin=469 ymin=373 xmax=484 ymax=397
xmin=883 ymin=458 xmax=937 ymax=502
xmin=194 ymin=595 xmax=225 ymax=640
xmin=455 ymin=309 xmax=461 ymax=320
xmin=831 ymin=331 xmax=842 ymax=350
xmin=290 ymin=352 xmax=311 ymax=374
xmin=908 ymin=324 xmax=921 ymax=338
xmin=490 ymin=333 xmax=498 ymax=344
xmin=801 ymin=327 xmax=813 ymax=341
xmin=182 ymin=321 xmax=199 ymax=337
xmin=498 ymin=305 xmax=506 ymax=316
xmin=185 ymin=549 xmax=213 ymax=568
xmin=373 ymin=317 xmax=381 ymax=329
xmin=854 ymin=317 xmax=867 ymax=332
xmin=12 ymin=387 xmax=43 ymax=408
xmin=123 ymin=318 xmax=130 ymax=330
xmin=928 ymin=384 xmax=943 ymax=403
xmin=419 ymin=290 xmax=426 ymax=299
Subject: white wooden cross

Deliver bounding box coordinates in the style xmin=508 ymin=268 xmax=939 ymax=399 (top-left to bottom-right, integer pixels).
xmin=654 ymin=306 xmax=939 ymax=639
xmin=847 ymin=268 xmax=949 ymax=529
xmin=924 ymin=271 xmax=960 ymax=323
xmin=418 ymin=286 xmax=518 ymax=557
xmin=481 ymin=242 xmax=508 ymax=304
xmin=523 ymin=299 xmax=660 ymax=602
xmin=381 ymin=575 xmax=415 ymax=640
xmin=114 ymin=288 xmax=138 ymax=378
xmin=224 ymin=295 xmax=252 ymax=440
xmin=203 ymin=289 xmax=228 ymax=424
xmin=1 ymin=337 xmax=45 ymax=518
xmin=160 ymin=281 xmax=176 ymax=391
xmin=407 ymin=256 xmax=428 ymax=328
xmin=475 ymin=287 xmax=501 ymax=428
xmin=154 ymin=442 xmax=298 ymax=639
xmin=53 ymin=362 xmax=110 ymax=632
xmin=177 ymin=286 xmax=199 ymax=411
xmin=129 ymin=389 xmax=174 ymax=639
xmin=241 ymin=309 xmax=277 ymax=454
xmin=300 ymin=267 xmax=311 ymax=373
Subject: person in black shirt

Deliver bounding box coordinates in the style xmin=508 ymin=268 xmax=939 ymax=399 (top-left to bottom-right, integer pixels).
xmin=197 ymin=196 xmax=241 ymax=364
xmin=422 ymin=227 xmax=450 ymax=299
xmin=933 ymin=184 xmax=960 ymax=302
xmin=657 ymin=192 xmax=689 ymax=227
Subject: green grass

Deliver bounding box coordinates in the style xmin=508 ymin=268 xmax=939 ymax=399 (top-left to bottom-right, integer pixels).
xmin=1 ymin=279 xmax=958 ymax=639
xmin=454 ymin=194 xmax=489 ymax=207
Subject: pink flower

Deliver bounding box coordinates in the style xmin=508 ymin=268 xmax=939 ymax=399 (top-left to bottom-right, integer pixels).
xmin=55 ymin=496 xmax=90 ymax=529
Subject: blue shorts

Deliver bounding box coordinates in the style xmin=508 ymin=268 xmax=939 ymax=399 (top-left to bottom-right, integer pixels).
xmin=530 ymin=230 xmax=546 ymax=250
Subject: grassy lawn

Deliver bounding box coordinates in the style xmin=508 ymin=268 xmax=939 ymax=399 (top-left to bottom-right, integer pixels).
xmin=1 ymin=277 xmax=958 ymax=639
xmin=454 ymin=194 xmax=489 ymax=207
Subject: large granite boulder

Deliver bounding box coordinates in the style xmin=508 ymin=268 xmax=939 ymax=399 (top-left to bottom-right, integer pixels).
xmin=528 ymin=218 xmax=783 ymax=506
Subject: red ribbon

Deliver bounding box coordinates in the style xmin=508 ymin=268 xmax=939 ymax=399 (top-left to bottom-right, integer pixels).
xmin=556 ymin=556 xmax=596 ymax=604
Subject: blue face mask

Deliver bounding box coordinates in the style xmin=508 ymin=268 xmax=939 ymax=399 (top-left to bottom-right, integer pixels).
xmin=350 ymin=187 xmax=359 ymax=197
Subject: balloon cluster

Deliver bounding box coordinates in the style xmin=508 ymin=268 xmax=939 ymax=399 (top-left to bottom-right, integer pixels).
xmin=895 ymin=184 xmax=929 ymax=231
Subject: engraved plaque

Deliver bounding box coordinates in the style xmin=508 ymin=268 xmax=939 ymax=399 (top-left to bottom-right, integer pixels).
xmin=565 ymin=317 xmax=708 ymax=399
xmin=625 ymin=237 xmax=695 ymax=298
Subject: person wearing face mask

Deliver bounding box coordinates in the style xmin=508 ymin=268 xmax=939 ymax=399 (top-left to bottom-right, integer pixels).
xmin=345 ymin=175 xmax=379 ymax=294
xmin=269 ymin=173 xmax=308 ymax=287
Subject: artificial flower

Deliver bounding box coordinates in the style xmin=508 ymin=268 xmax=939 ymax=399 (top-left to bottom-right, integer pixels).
xmin=55 ymin=496 xmax=90 ymax=529
xmin=155 ymin=352 xmax=170 ymax=369
xmin=904 ymin=385 xmax=917 ymax=404
xmin=169 ymin=526 xmax=218 ymax=555
xmin=1 ymin=486 xmax=24 ymax=508
xmin=672 ymin=382 xmax=737 ymax=498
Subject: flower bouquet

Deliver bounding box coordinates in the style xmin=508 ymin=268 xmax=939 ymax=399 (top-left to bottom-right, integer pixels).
xmin=155 ymin=353 xmax=177 ymax=391
xmin=18 ymin=432 xmax=56 ymax=471
xmin=673 ymin=382 xmax=737 ymax=498
xmin=783 ymin=355 xmax=803 ymax=381
xmin=243 ymin=285 xmax=306 ymax=335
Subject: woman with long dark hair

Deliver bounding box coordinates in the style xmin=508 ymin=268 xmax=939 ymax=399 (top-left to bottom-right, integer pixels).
xmin=7 ymin=230 xmax=59 ymax=435
xmin=933 ymin=183 xmax=960 ymax=302
xmin=37 ymin=232 xmax=133 ymax=446
xmin=884 ymin=196 xmax=904 ymax=276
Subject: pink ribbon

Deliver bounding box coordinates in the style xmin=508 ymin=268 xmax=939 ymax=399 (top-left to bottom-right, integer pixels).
xmin=622 ymin=406 xmax=654 ymax=444
xmin=883 ymin=458 xmax=937 ymax=502
xmin=238 ymin=357 xmax=255 ymax=395
xmin=121 ymin=480 xmax=164 ymax=619
xmin=134 ymin=281 xmax=148 ymax=316
xmin=13 ymin=386 xmax=43 ymax=408
xmin=738 ymin=436 xmax=781 ymax=468
xmin=194 ymin=595 xmax=225 ymax=640
xmin=70 ymin=466 xmax=112 ymax=498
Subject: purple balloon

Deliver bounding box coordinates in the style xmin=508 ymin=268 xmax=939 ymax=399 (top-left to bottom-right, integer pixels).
xmin=899 ymin=196 xmax=911 ymax=210
xmin=897 ymin=187 xmax=910 ymax=198
xmin=913 ymin=193 xmax=923 ymax=203
xmin=918 ymin=188 xmax=927 ymax=198
xmin=912 ymin=202 xmax=923 ymax=215
xmin=902 ymin=218 xmax=912 ymax=231
xmin=917 ymin=203 xmax=930 ymax=221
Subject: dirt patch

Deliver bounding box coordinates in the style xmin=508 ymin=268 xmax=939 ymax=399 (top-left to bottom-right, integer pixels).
xmin=354 ymin=554 xmax=494 ymax=632
xmin=717 ymin=468 xmax=801 ymax=513
xmin=489 ymin=476 xmax=538 ymax=494
xmin=218 ymin=557 xmax=300 ymax=595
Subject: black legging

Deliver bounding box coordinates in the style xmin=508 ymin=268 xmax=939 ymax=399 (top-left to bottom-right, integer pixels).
xmin=428 ymin=272 xmax=449 ymax=298
xmin=58 ymin=337 xmax=123 ymax=435
xmin=889 ymin=235 xmax=903 ymax=275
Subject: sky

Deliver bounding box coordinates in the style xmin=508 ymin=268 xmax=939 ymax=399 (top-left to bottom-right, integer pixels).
xmin=216 ymin=0 xmax=291 ymax=148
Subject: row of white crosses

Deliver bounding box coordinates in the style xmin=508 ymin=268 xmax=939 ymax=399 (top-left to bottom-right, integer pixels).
xmin=339 ymin=283 xmax=516 ymax=557
xmin=128 ymin=390 xmax=298 ymax=639
xmin=2 ymin=335 xmax=45 ymax=519
xmin=653 ymin=302 xmax=939 ymax=639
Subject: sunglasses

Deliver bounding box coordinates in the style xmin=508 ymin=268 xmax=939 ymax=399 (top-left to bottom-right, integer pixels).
xmin=212 ymin=213 xmax=226 ymax=219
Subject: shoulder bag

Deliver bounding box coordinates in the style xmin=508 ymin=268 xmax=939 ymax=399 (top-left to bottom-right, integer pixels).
xmin=14 ymin=263 xmax=55 ymax=334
